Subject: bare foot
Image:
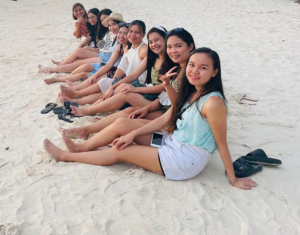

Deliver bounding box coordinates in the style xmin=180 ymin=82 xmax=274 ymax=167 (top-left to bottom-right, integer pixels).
xmin=44 ymin=78 xmax=57 ymax=84
xmin=62 ymin=130 xmax=80 ymax=152
xmin=43 ymin=139 xmax=65 ymax=162
xmin=60 ymin=85 xmax=77 ymax=98
xmin=94 ymin=116 xmax=103 ymax=122
xmin=38 ymin=65 xmax=52 ymax=73
xmin=66 ymin=80 xmax=76 ymax=89
xmin=71 ymin=105 xmax=89 ymax=117
xmin=59 ymin=93 xmax=73 ymax=103
xmin=51 ymin=59 xmax=61 ymax=65
xmin=60 ymin=127 xmax=88 ymax=140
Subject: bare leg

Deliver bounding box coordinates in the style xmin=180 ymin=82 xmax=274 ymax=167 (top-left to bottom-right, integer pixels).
xmin=61 ymin=82 xmax=100 ymax=98
xmin=51 ymin=59 xmax=61 ymax=65
xmin=71 ymin=92 xmax=152 ymax=116
xmin=144 ymin=110 xmax=163 ymax=120
xmin=59 ymin=93 xmax=102 ymax=106
xmin=70 ymin=63 xmax=95 ymax=75
xmin=113 ymin=83 xmax=136 ymax=95
xmin=39 ymin=58 xmax=101 ymax=74
xmin=70 ymin=75 xmax=104 ymax=91
xmin=64 ymin=72 xmax=90 ymax=82
xmin=69 ymin=79 xmax=91 ymax=91
xmin=38 ymin=65 xmax=51 ymax=73
xmin=62 ymin=107 xmax=139 ymax=139
xmin=44 ymin=72 xmax=90 ymax=85
xmin=58 ymin=48 xmax=98 ymax=65
xmin=83 ymin=46 xmax=99 ymax=53
xmin=56 ymin=58 xmax=101 ymax=73
xmin=62 ymin=118 xmax=151 ymax=152
xmin=44 ymin=139 xmax=162 ymax=174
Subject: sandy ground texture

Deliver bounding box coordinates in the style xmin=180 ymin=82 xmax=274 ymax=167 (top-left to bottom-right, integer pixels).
xmin=0 ymin=0 xmax=300 ymax=234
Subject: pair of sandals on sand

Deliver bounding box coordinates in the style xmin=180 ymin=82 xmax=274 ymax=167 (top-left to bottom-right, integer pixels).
xmin=229 ymin=149 xmax=282 ymax=178
xmin=41 ymin=102 xmax=79 ymax=123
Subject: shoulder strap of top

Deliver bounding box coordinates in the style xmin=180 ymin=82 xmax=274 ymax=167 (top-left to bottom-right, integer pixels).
xmin=136 ymin=41 xmax=145 ymax=50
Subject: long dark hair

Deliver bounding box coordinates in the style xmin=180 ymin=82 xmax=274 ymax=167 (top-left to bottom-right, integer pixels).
xmin=72 ymin=3 xmax=87 ymax=20
xmin=145 ymin=27 xmax=167 ymax=84
xmin=86 ymin=8 xmax=99 ymax=33
xmin=97 ymin=9 xmax=112 ymax=40
xmin=160 ymin=28 xmax=195 ymax=76
xmin=86 ymin=8 xmax=100 ymax=47
xmin=166 ymin=47 xmax=225 ymax=133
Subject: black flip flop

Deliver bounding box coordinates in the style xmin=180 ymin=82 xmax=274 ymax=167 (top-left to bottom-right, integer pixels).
xmin=226 ymin=157 xmax=262 ymax=178
xmin=41 ymin=103 xmax=57 ymax=114
xmin=243 ymin=149 xmax=282 ymax=166
xmin=53 ymin=101 xmax=78 ymax=114
xmin=58 ymin=113 xmax=74 ymax=123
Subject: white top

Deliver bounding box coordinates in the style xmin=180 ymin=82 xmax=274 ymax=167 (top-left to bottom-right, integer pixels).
xmin=97 ymin=31 xmax=115 ymax=54
xmin=117 ymin=42 xmax=147 ymax=84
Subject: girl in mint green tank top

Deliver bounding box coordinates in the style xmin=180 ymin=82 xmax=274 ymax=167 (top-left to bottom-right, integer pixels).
xmin=44 ymin=47 xmax=257 ymax=190
xmin=164 ymin=48 xmax=256 ymax=188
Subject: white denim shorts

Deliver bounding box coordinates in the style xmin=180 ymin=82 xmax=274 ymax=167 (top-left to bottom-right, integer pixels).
xmin=158 ymin=134 xmax=211 ymax=181
xmin=98 ymin=77 xmax=112 ymax=93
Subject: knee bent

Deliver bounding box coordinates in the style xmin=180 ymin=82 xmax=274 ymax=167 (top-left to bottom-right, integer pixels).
xmin=113 ymin=117 xmax=130 ymax=128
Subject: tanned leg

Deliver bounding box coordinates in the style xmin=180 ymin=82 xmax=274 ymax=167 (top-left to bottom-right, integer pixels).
xmin=44 ymin=139 xmax=162 ymax=174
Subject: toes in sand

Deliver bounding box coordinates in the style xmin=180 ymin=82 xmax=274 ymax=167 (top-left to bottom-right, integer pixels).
xmin=61 ymin=127 xmax=88 ymax=140
xmin=62 ymin=130 xmax=80 ymax=152
xmin=60 ymin=85 xmax=75 ymax=98
xmin=44 ymin=78 xmax=56 ymax=84
xmin=38 ymin=65 xmax=51 ymax=73
xmin=43 ymin=139 xmax=64 ymax=162
xmin=51 ymin=59 xmax=61 ymax=65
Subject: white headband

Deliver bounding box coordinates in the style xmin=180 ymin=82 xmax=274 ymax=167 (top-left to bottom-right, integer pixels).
xmin=153 ymin=26 xmax=167 ymax=33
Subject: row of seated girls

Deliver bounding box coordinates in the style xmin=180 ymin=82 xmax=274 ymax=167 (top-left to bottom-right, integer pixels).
xmin=40 ymin=4 xmax=257 ymax=190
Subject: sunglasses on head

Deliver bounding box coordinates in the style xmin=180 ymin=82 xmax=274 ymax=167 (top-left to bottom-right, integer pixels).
xmin=167 ymin=27 xmax=184 ymax=35
xmin=119 ymin=23 xmax=130 ymax=27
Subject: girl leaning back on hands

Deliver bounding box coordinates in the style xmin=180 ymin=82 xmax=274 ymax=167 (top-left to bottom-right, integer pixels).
xmin=44 ymin=47 xmax=257 ymax=190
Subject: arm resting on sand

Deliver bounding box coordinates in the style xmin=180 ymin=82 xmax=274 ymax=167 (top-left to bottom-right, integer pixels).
xmin=204 ymin=96 xmax=257 ymax=189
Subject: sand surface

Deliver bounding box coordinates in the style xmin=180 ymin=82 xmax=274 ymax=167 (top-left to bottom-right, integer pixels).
xmin=0 ymin=0 xmax=300 ymax=234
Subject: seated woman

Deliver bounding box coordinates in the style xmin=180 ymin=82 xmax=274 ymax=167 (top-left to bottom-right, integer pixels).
xmin=72 ymin=3 xmax=89 ymax=39
xmin=58 ymin=20 xmax=150 ymax=106
xmin=59 ymin=62 xmax=185 ymax=146
xmin=44 ymin=22 xmax=131 ymax=87
xmin=38 ymin=12 xmax=125 ymax=73
xmin=44 ymin=47 xmax=257 ymax=189
xmin=81 ymin=8 xmax=112 ymax=52
xmin=69 ymin=28 xmax=195 ymax=116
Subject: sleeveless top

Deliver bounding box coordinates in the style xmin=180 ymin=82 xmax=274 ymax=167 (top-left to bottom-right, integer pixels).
xmin=107 ymin=44 xmax=126 ymax=79
xmin=150 ymin=67 xmax=161 ymax=85
xmin=117 ymin=42 xmax=147 ymax=84
xmin=97 ymin=31 xmax=115 ymax=53
xmin=173 ymin=91 xmax=227 ymax=154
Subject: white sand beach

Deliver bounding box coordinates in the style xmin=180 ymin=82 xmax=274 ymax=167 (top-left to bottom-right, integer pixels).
xmin=0 ymin=0 xmax=300 ymax=234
